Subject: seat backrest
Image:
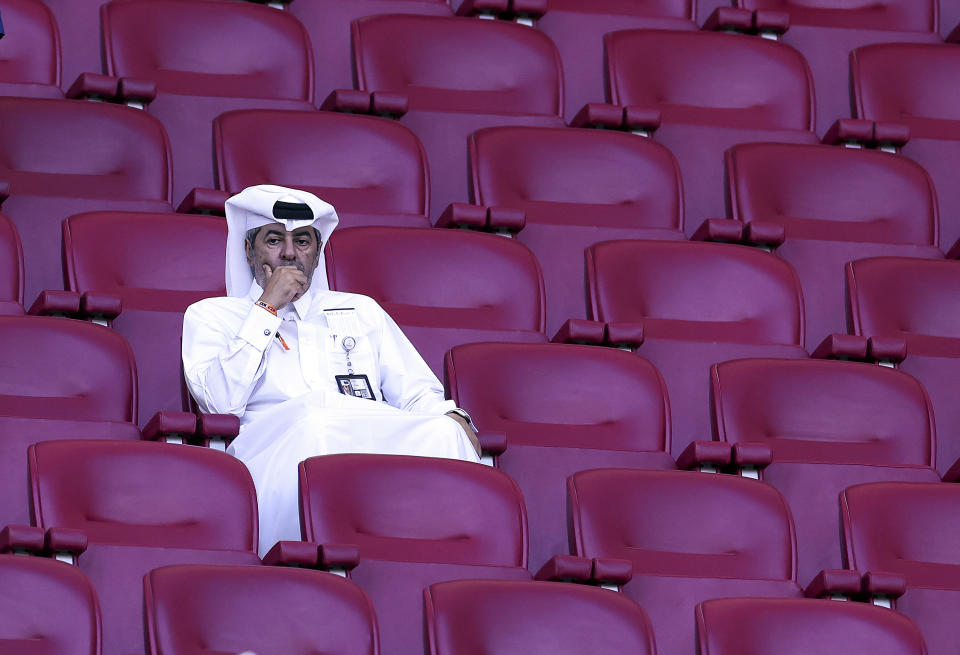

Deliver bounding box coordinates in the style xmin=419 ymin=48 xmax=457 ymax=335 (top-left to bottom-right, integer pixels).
xmin=853 ymin=43 xmax=960 ymax=128
xmin=145 ymin=564 xmax=378 ymax=655
xmin=0 ymin=97 xmax=171 ymax=201
xmin=63 ymin=211 xmax=226 ymax=310
xmin=847 ymin=257 xmax=960 ymax=341
xmin=326 ymin=227 xmax=545 ymax=332
xmin=426 ymin=580 xmax=656 ymax=655
xmin=102 ymin=0 xmax=313 ymax=101
xmin=712 ymin=358 xmax=935 ymax=466
xmin=0 ymin=0 xmax=59 ymax=88
xmin=546 ymin=0 xmax=693 ymax=19
xmin=0 ymin=554 xmax=101 ymax=655
xmin=841 ymin=481 xmax=960 ymax=589
xmin=569 ymin=468 xmax=797 ymax=580
xmin=697 ymin=597 xmax=927 ymax=655
xmin=30 ymin=440 xmax=258 ymax=552
xmin=726 ymin=143 xmax=939 ymax=246
xmin=0 ymin=316 xmax=136 ymax=421
xmin=445 ymin=342 xmax=670 ymax=452
xmin=737 ymin=0 xmax=936 ymax=31
xmin=470 ymin=126 xmax=683 ymax=231
xmin=215 ymin=110 xmax=430 ymax=221
xmin=299 ymin=454 xmax=527 ymax=567
xmin=605 ymin=30 xmax=814 ymax=131
xmin=586 ymin=240 xmax=804 ymax=345
xmin=352 ymin=14 xmax=562 ymax=116
xmin=0 ymin=213 xmax=23 ymax=309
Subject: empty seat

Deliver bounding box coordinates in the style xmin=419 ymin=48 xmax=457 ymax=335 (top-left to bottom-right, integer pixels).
xmin=726 ymin=142 xmax=943 ymax=349
xmin=326 ymin=226 xmax=547 ymax=376
xmin=569 ymin=468 xmax=814 ymax=655
xmin=426 ymin=579 xmax=656 ymax=655
xmin=352 ymin=14 xmax=566 ymax=220
xmin=587 ymin=239 xmax=808 ymax=458
xmin=41 ymin=0 xmax=111 ymax=93
xmin=63 ymin=211 xmax=227 ymax=425
xmin=145 ymin=564 xmax=378 ymax=655
xmin=300 ymin=454 xmax=538 ymax=655
xmin=606 ymin=29 xmax=819 ymax=234
xmin=215 ymin=109 xmax=431 ymax=228
xmin=0 ymin=213 xmax=23 ymax=315
xmin=0 ymin=554 xmax=102 ymax=655
xmin=0 ymin=316 xmax=140 ymax=525
xmin=0 ymin=0 xmax=63 ymax=98
xmin=445 ymin=342 xmax=677 ymax=571
xmin=697 ymin=597 xmax=927 ymax=655
xmin=470 ymin=125 xmax=685 ymax=334
xmin=846 ymin=257 xmax=960 ymax=474
xmin=102 ymin=0 xmax=315 ymax=205
xmin=841 ymin=481 xmax=960 ymax=655
xmin=852 ymin=43 xmax=960 ymax=250
xmin=0 ymin=97 xmax=172 ymax=302
xmin=30 ymin=439 xmax=261 ymax=655
xmin=739 ymin=0 xmax=942 ymax=136
xmin=712 ymin=357 xmax=941 ymax=586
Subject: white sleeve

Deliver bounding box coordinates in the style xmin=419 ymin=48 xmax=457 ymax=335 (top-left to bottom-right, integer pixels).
xmin=182 ymin=301 xmax=282 ymax=416
xmin=374 ymin=304 xmax=457 ymax=416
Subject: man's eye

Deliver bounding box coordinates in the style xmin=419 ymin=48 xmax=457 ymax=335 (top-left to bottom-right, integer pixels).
xmin=296 ymin=240 xmax=310 ymax=246
xmin=266 ymin=238 xmax=280 ymax=245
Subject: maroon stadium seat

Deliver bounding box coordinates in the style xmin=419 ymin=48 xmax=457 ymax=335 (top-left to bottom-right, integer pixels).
xmin=326 ymin=226 xmax=547 ymax=376
xmin=0 ymin=97 xmax=172 ymax=303
xmin=144 ymin=564 xmax=379 ymax=655
xmin=606 ymin=29 xmax=819 ymax=234
xmin=586 ymin=239 xmax=808 ymax=458
xmin=352 ymin=14 xmax=566 ymax=220
xmin=426 ymin=579 xmax=657 ymax=655
xmin=41 ymin=0 xmax=112 ymax=93
xmin=101 ymin=0 xmax=316 ymax=205
xmin=0 ymin=213 xmax=23 ymax=315
xmin=726 ymin=142 xmax=943 ymax=349
xmin=0 ymin=0 xmax=63 ymax=98
xmin=30 ymin=439 xmax=261 ymax=655
xmin=63 ymin=211 xmax=227 ymax=426
xmin=712 ymin=357 xmax=941 ymax=586
xmin=470 ymin=125 xmax=685 ymax=334
xmin=215 ymin=109 xmax=432 ymax=228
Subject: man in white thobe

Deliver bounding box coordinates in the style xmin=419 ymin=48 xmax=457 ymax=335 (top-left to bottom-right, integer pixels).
xmin=182 ymin=185 xmax=481 ymax=556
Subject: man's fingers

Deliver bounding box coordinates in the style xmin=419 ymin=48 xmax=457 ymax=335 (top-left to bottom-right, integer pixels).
xmin=262 ymin=264 xmax=273 ymax=279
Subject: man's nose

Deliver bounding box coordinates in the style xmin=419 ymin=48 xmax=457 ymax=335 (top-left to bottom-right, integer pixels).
xmin=280 ymin=236 xmax=296 ymax=259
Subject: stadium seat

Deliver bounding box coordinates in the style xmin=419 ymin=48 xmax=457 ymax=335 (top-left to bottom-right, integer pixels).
xmin=0 ymin=316 xmax=140 ymax=526
xmin=841 ymin=481 xmax=960 ymax=655
xmin=739 ymin=0 xmax=942 ymax=136
xmin=41 ymin=0 xmax=111 ymax=94
xmin=726 ymin=142 xmax=943 ymax=350
xmin=469 ymin=125 xmax=685 ymax=334
xmin=299 ymin=454 xmax=546 ymax=655
xmin=30 ymin=439 xmax=261 ymax=655
xmin=63 ymin=211 xmax=227 ymax=426
xmin=712 ymin=357 xmax=941 ymax=586
xmin=586 ymin=239 xmax=808 ymax=458
xmin=0 ymin=97 xmax=172 ymax=303
xmin=852 ymin=42 xmax=960 ymax=250
xmin=144 ymin=564 xmax=379 ymax=655
xmin=0 ymin=213 xmax=23 ymax=315
xmin=942 ymin=0 xmax=960 ymax=39
xmin=846 ymin=256 xmax=960 ymax=475
xmin=697 ymin=597 xmax=927 ymax=655
xmin=215 ymin=109 xmax=431 ymax=228
xmin=606 ymin=29 xmax=819 ymax=234
xmin=445 ymin=342 xmax=685 ymax=571
xmin=351 ymin=14 xmax=566 ymax=220
xmin=0 ymin=0 xmax=63 ymax=98
xmin=0 ymin=554 xmax=102 ymax=655
xmin=101 ymin=0 xmax=316 ymax=205
xmin=326 ymin=226 xmax=547 ymax=376
xmin=568 ymin=468 xmax=845 ymax=655
xmin=426 ymin=579 xmax=657 ymax=655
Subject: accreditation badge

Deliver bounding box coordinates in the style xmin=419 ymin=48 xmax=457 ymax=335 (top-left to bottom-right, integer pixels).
xmin=335 ymin=374 xmax=376 ymax=400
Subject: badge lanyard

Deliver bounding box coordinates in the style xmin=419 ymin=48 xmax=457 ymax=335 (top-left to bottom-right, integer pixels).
xmin=342 ymin=336 xmax=356 ymax=374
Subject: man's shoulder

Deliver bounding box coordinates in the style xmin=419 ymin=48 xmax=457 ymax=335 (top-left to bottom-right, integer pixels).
xmin=314 ymin=290 xmax=384 ymax=315
xmin=185 ymin=295 xmax=252 ymax=322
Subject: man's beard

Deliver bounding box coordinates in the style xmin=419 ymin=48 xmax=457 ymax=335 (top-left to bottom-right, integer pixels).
xmin=251 ymin=260 xmax=307 ymax=288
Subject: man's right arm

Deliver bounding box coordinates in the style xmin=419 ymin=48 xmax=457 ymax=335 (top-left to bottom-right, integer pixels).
xmin=182 ymin=301 xmax=281 ymax=416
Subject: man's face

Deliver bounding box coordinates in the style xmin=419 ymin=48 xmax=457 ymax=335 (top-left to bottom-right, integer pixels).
xmin=245 ymin=225 xmax=321 ymax=293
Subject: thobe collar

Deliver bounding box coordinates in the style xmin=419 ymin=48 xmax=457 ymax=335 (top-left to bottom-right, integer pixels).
xmin=247 ymin=281 xmax=314 ymax=321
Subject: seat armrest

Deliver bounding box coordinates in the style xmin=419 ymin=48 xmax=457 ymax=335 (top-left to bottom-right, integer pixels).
xmin=0 ymin=525 xmax=46 ymax=555
xmin=534 ymin=555 xmax=593 ymax=582
xmin=476 ymin=430 xmax=507 ymax=458
xmin=861 ymin=570 xmax=906 ymax=605
xmin=455 ymin=0 xmax=509 ymax=17
xmin=551 ymin=319 xmax=606 ymax=345
xmin=510 ymin=0 xmax=547 ymax=21
xmin=371 ymin=92 xmax=408 ymax=118
xmin=142 ymin=411 xmax=198 ymax=443
xmin=319 ymin=543 xmax=360 ymax=573
xmin=437 ymin=203 xmax=488 ymax=229
xmin=28 ymin=290 xmax=81 ymax=317
xmin=569 ymin=103 xmax=625 ymax=129
xmin=942 ymin=456 xmax=960 ymax=482
xmin=873 ymin=122 xmax=910 ymax=150
xmin=823 ymin=119 xmax=874 ymax=147
xmin=0 ymin=180 xmax=9 ymax=205
xmin=731 ymin=442 xmax=772 ymax=478
xmin=811 ymin=334 xmax=869 ymax=360
xmin=948 ymin=22 xmax=960 ymax=43
xmin=702 ymin=7 xmax=754 ymax=32
xmin=691 ymin=219 xmax=744 ymax=244
xmin=867 ymin=336 xmax=907 ymax=365
xmin=177 ymin=188 xmax=229 ymax=215
xmin=622 ymin=106 xmax=661 ymax=135
xmin=320 ymin=89 xmax=372 ymax=113
xmin=196 ymin=413 xmax=241 ymax=450
xmin=603 ymin=322 xmax=645 ymax=349
xmin=804 ymin=569 xmax=863 ymax=599
xmin=262 ymin=540 xmax=321 ymax=567
xmin=753 ymin=9 xmax=790 ymax=36
xmin=65 ymin=73 xmax=119 ymax=100
xmin=486 ymin=207 xmax=525 ymax=234
xmin=677 ymin=441 xmax=732 ymax=472
xmin=590 ymin=557 xmax=632 ymax=588
xmin=117 ymin=77 xmax=157 ymax=107
xmin=44 ymin=527 xmax=88 ymax=564
xmin=80 ymin=291 xmax=122 ymax=323
xmin=742 ymin=222 xmax=785 ymax=249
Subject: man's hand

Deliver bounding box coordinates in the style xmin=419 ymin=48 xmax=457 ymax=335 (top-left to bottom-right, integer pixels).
xmin=258 ymin=264 xmax=309 ymax=310
xmin=446 ymin=411 xmax=482 ymax=458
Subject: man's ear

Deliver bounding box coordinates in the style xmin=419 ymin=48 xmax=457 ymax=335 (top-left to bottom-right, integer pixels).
xmin=244 ymin=238 xmax=254 ymax=267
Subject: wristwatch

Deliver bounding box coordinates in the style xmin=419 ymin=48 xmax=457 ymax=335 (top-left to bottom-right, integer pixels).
xmin=446 ymin=408 xmax=474 ymax=426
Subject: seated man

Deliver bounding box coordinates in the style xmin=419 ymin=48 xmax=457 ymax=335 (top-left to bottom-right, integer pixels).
xmin=182 ymin=185 xmax=480 ymax=555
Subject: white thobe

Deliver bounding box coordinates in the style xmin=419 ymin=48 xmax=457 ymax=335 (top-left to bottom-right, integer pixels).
xmin=182 ymin=282 xmax=479 ymax=555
